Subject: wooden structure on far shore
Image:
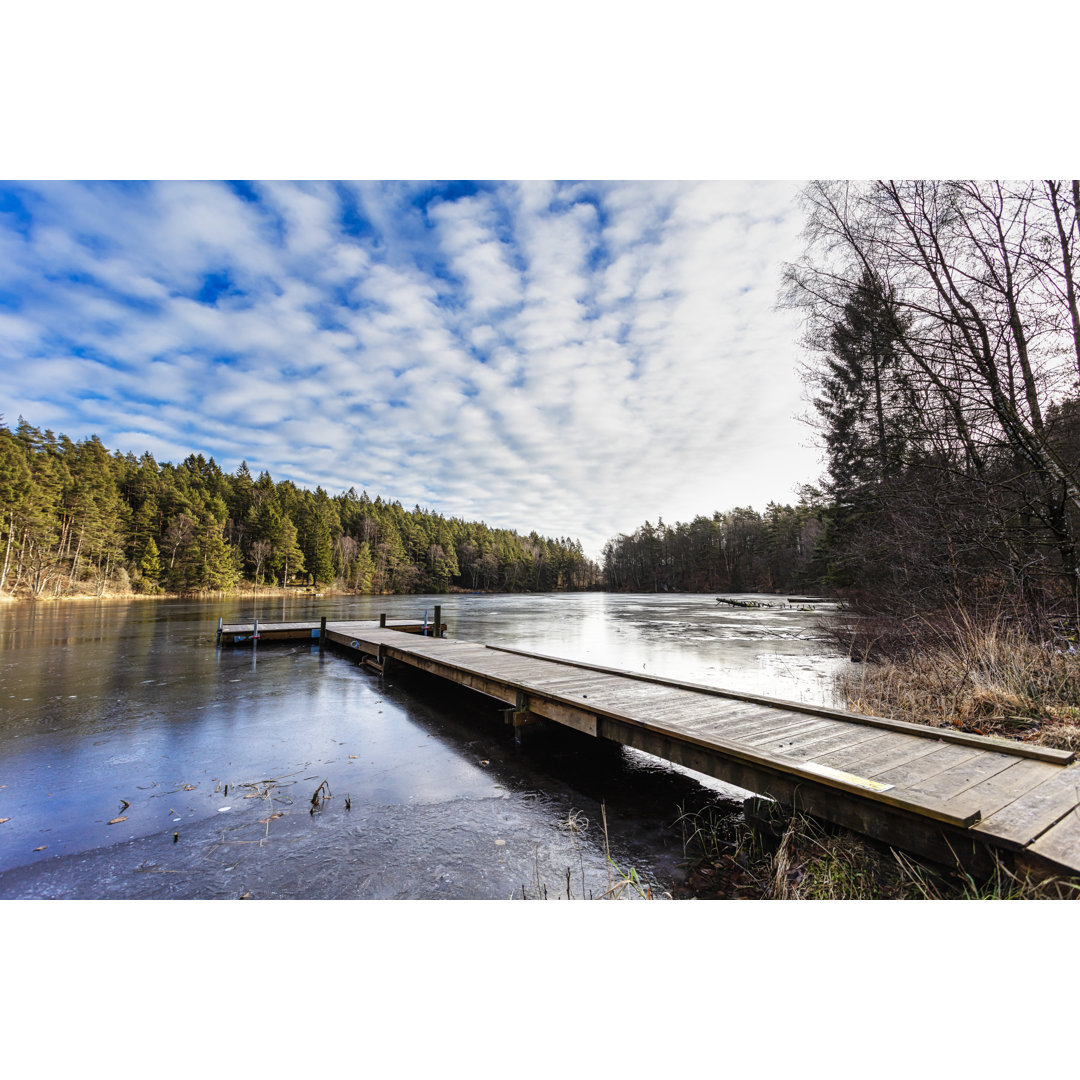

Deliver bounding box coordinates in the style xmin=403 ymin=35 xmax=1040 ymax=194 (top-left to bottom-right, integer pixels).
xmin=217 ymin=614 xmax=1080 ymax=880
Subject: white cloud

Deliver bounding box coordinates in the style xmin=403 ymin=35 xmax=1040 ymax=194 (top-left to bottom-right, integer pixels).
xmin=0 ymin=180 xmax=819 ymax=558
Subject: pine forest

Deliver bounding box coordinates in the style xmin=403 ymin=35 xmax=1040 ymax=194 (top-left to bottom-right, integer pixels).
xmin=0 ymin=418 xmax=598 ymax=599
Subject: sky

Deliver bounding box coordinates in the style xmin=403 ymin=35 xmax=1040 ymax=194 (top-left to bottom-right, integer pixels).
xmin=0 ymin=179 xmax=819 ymax=557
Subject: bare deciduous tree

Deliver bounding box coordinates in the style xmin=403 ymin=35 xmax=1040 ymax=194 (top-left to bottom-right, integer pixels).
xmin=783 ymin=180 xmax=1080 ymax=607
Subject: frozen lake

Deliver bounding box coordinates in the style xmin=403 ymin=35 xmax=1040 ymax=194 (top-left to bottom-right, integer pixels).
xmin=0 ymin=592 xmax=851 ymax=898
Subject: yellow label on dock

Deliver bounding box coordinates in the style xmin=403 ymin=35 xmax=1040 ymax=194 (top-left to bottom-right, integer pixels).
xmin=801 ymin=761 xmax=894 ymax=792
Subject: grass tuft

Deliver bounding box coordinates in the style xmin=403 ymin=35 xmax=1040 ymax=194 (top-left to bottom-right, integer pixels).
xmin=675 ymin=801 xmax=1076 ymax=900
xmin=836 ymin=611 xmax=1080 ymax=750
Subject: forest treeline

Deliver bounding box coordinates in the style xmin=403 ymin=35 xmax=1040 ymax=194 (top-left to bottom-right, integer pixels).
xmin=608 ymin=180 xmax=1080 ymax=632
xmin=0 ymin=419 xmax=599 ymax=598
xmin=601 ymin=503 xmax=824 ymax=594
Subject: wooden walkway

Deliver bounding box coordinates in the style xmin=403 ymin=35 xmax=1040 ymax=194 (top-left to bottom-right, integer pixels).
xmin=219 ymin=618 xmax=1080 ymax=879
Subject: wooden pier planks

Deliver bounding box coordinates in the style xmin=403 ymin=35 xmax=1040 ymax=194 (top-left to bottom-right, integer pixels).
xmin=349 ymin=626 xmax=1079 ymax=854
xmin=216 ymin=617 xmax=1080 ymax=876
xmin=975 ymin=766 xmax=1080 ymax=849
xmin=1028 ymin=808 xmax=1080 ymax=867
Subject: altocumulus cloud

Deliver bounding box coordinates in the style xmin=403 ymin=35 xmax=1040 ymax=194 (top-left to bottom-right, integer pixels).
xmin=0 ymin=180 xmax=818 ymax=557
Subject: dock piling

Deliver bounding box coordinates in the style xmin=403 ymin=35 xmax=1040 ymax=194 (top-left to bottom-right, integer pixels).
xmin=379 ymin=613 xmax=386 ymax=628
xmin=320 ymin=616 xmax=326 ymax=653
xmin=434 ymin=605 xmax=442 ymax=639
xmin=253 ymin=619 xmax=259 ymax=648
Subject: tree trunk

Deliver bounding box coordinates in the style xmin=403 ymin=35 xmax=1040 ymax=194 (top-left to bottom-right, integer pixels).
xmin=1046 ymin=180 xmax=1080 ymax=383
xmin=70 ymin=526 xmax=85 ymax=584
xmin=0 ymin=512 xmax=13 ymax=594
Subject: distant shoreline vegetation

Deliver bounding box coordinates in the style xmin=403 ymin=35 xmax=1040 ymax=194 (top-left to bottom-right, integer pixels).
xmin=0 ymin=417 xmax=600 ymax=601
xmin=601 ymin=505 xmax=825 ymax=596
xmin=0 ymin=416 xmax=852 ymax=605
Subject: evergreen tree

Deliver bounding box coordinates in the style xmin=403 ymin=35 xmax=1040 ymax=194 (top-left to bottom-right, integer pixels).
xmin=349 ymin=541 xmax=376 ymax=593
xmin=810 ymin=273 xmax=917 ymax=587
xmin=299 ymin=488 xmax=337 ymax=584
xmin=138 ymin=536 xmax=163 ymax=591
xmin=177 ymin=516 xmax=242 ymax=591
xmin=268 ymin=512 xmax=305 ymax=585
xmin=814 ymin=272 xmax=913 ymax=503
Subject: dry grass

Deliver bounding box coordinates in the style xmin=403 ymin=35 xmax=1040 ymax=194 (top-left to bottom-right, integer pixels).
xmin=676 ymin=803 xmax=1077 ymax=899
xmin=838 ymin=613 xmax=1080 ymax=750
xmin=676 ymin=802 xmax=925 ymax=899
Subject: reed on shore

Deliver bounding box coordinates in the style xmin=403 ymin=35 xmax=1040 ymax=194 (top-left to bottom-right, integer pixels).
xmin=833 ymin=608 xmax=1080 ymax=752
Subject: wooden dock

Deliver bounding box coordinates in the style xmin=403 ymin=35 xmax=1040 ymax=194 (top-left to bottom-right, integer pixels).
xmin=218 ymin=617 xmax=1080 ymax=880
xmin=217 ymin=618 xmax=437 ymax=645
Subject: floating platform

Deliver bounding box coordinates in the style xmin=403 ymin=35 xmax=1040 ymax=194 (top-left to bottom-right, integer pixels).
xmin=218 ymin=617 xmax=1080 ymax=880
xmin=217 ymin=618 xmax=440 ymax=645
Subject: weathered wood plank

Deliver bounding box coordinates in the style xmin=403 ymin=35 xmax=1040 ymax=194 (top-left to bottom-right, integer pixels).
xmin=661 ymin=713 xmax=799 ymax=749
xmin=869 ymin=743 xmax=982 ymax=789
xmin=686 ymin=708 xmax=815 ymax=738
xmin=647 ymin=702 xmax=786 ymax=731
xmin=941 ymin=758 xmax=1062 ymax=827
xmin=564 ymin=681 xmax=695 ymax=708
xmin=669 ymin=709 xmax=791 ymax=740
xmin=593 ymin=712 xmax=980 ymax=828
xmin=900 ymin=752 xmax=1028 ymax=803
xmin=783 ymin=726 xmax=888 ymax=761
xmin=815 ymin=734 xmax=944 ymax=777
xmin=1026 ymin=806 xmax=1080 ymax=870
xmin=222 ymin=621 xmax=318 ymax=632
xmin=737 ymin=717 xmax=839 ymax=750
xmin=664 ymin=697 xmax=777 ymax=724
xmin=809 ymin=732 xmax=898 ymax=768
xmin=514 ymin=673 xmax=626 ymax=699
xmin=973 ymin=765 xmax=1080 ymax=849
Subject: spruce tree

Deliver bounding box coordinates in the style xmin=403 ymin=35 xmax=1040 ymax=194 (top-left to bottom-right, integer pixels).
xmin=814 ymin=272 xmax=913 ymax=503
xmin=812 ymin=273 xmax=917 ymax=586
xmin=138 ymin=536 xmax=163 ymax=591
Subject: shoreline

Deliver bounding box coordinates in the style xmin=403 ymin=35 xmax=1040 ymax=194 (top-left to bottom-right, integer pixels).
xmin=0 ymin=584 xmax=595 ymax=605
xmin=0 ymin=585 xmax=353 ymax=604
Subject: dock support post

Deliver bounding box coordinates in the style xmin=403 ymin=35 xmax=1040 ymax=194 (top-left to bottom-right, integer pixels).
xmin=509 ymin=689 xmax=545 ymax=745
xmin=319 ymin=615 xmax=326 ymax=653
xmin=434 ymin=605 xmax=441 ymax=639
xmin=379 ymin=613 xmax=386 ymax=628
xmin=217 ymin=617 xmax=222 ymax=647
xmin=253 ymin=619 xmax=259 ymax=649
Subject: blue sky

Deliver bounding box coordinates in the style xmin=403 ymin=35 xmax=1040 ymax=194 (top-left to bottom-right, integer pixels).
xmin=0 ymin=179 xmax=820 ymax=556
